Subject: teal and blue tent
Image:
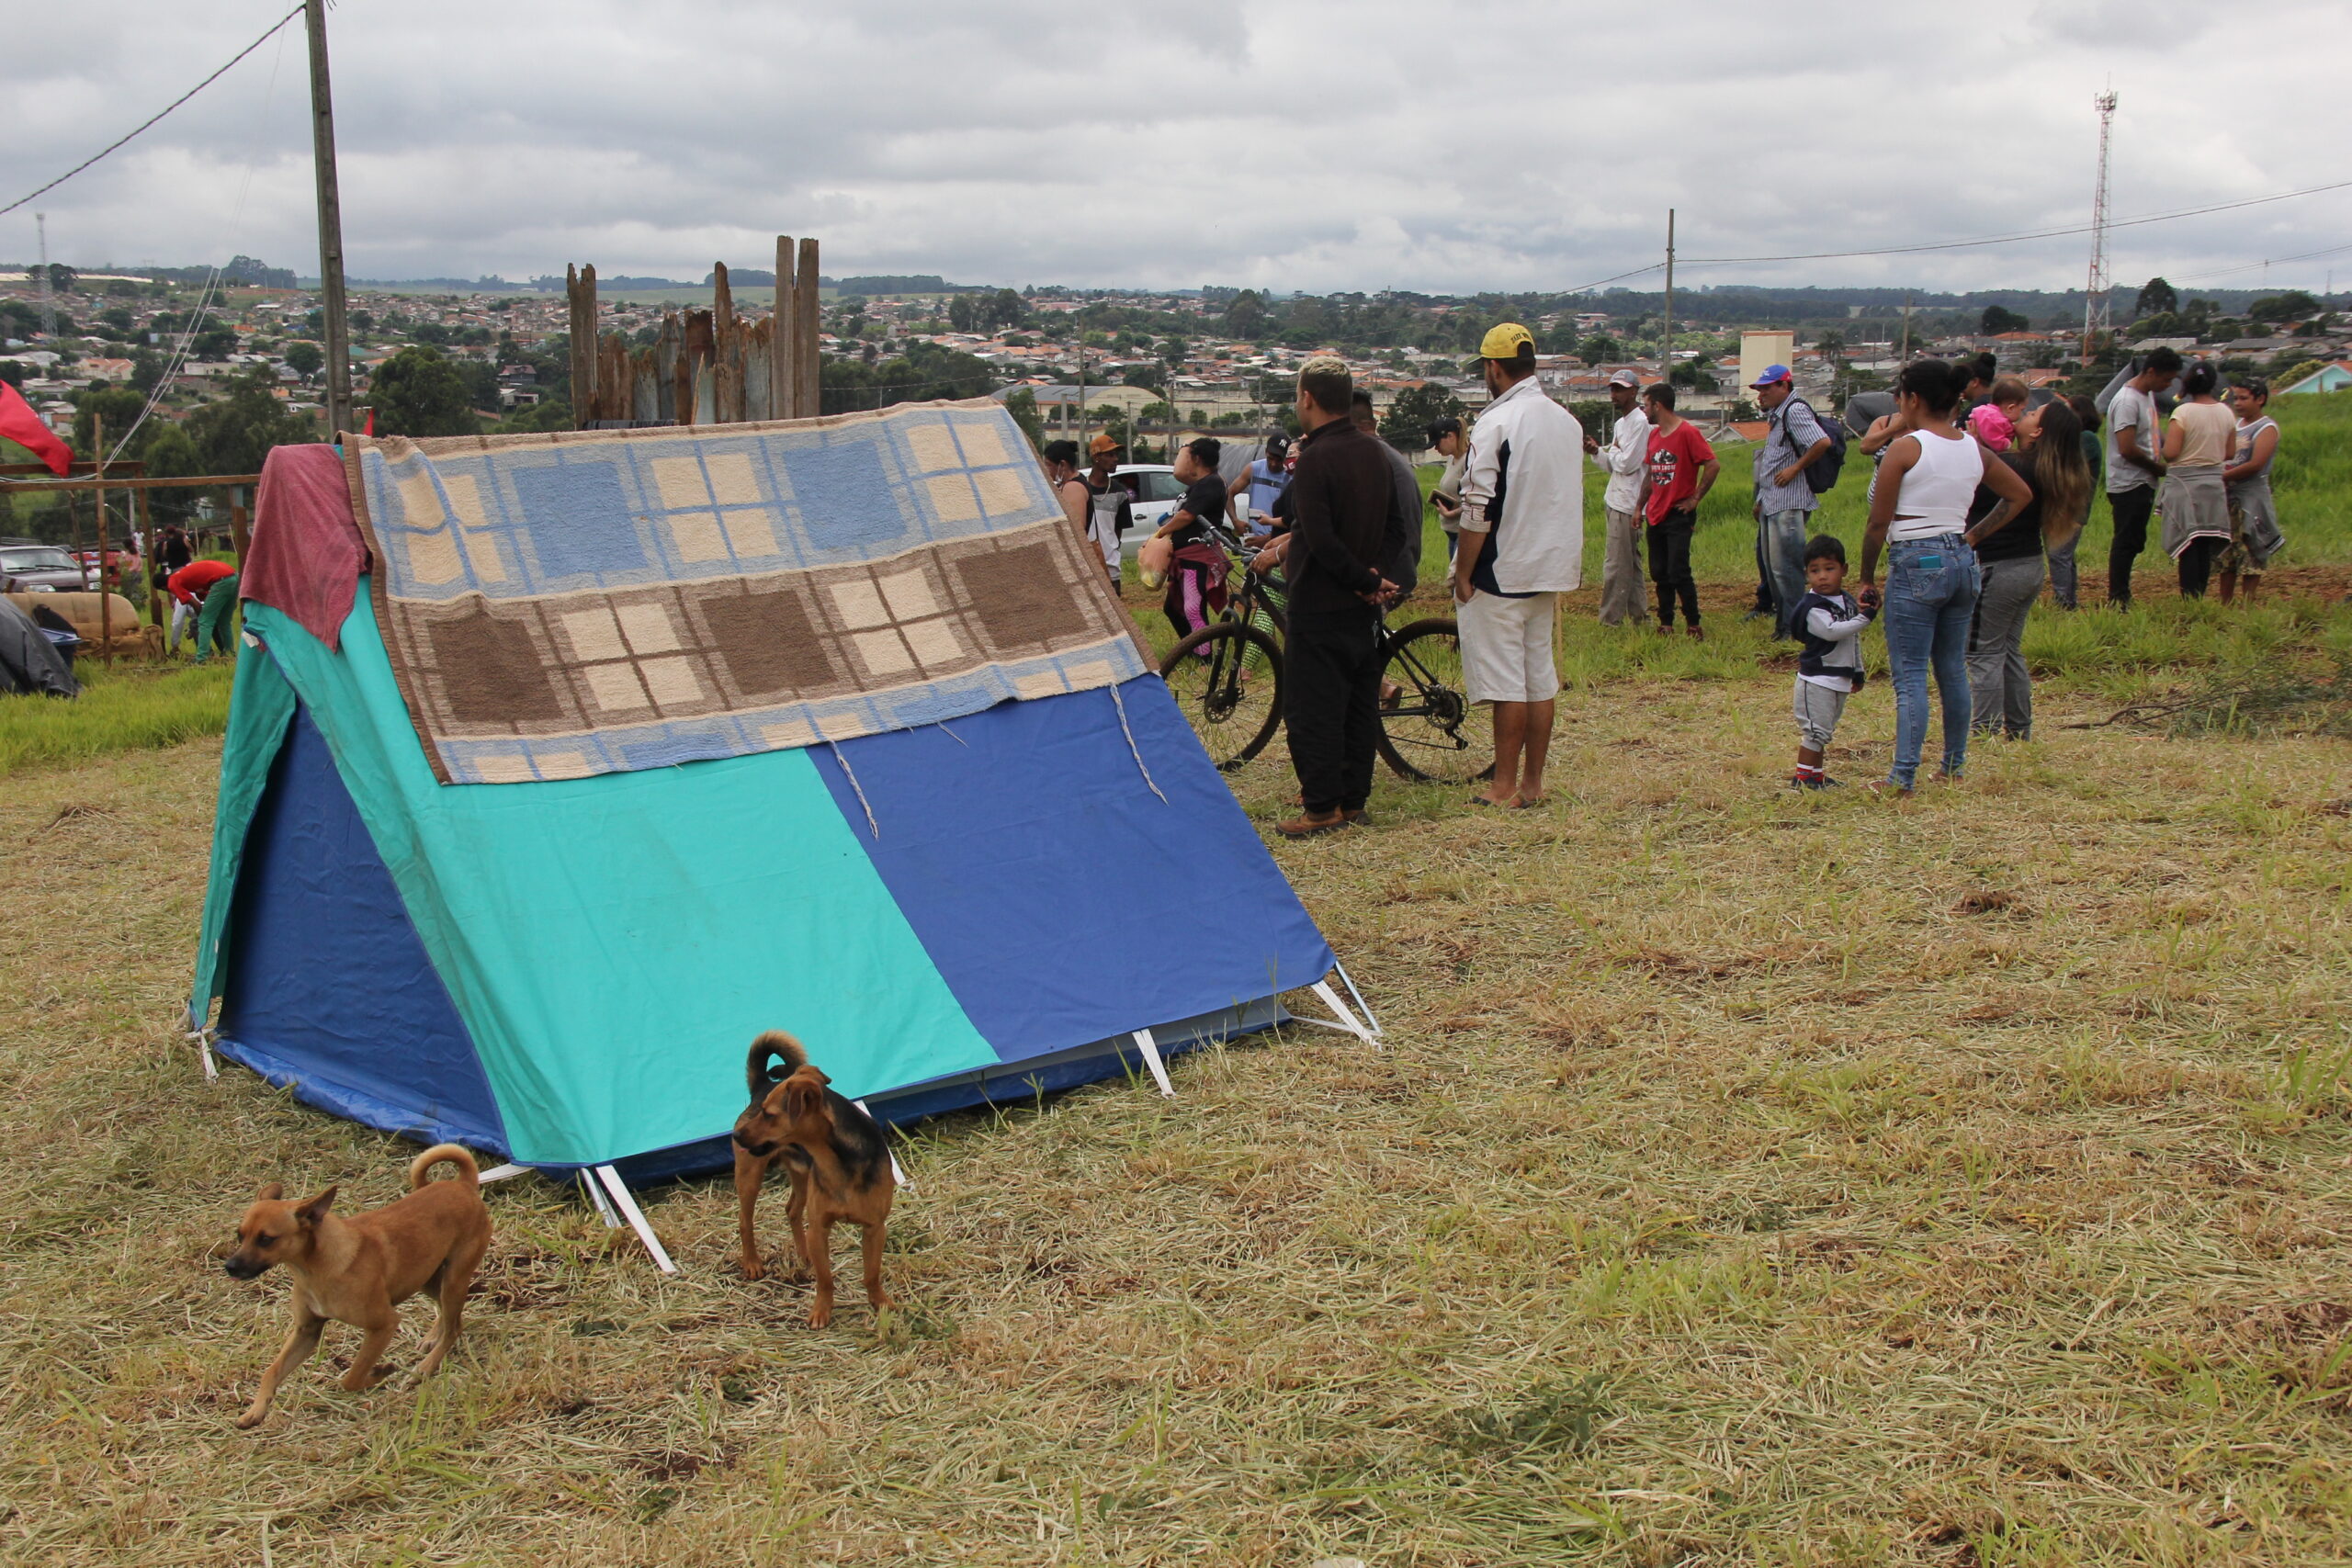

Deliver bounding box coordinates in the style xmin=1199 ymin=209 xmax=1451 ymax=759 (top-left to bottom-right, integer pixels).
xmin=192 ymin=404 xmax=1365 ymax=1214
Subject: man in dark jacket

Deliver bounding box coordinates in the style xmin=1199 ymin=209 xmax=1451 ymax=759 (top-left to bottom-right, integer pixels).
xmin=1274 ymin=356 xmax=1397 ymax=838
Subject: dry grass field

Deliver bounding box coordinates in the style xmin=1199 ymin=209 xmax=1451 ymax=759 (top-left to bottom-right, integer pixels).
xmin=4 ymin=584 xmax=2349 ymax=1565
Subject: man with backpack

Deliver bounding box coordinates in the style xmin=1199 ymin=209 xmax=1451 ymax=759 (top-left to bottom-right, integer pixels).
xmin=1749 ymin=364 xmax=1838 ymax=640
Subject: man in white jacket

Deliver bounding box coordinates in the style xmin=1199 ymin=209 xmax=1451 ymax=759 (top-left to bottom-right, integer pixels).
xmin=1453 ymin=323 xmax=1585 ymax=810
xmin=1585 ymin=368 xmax=1651 ymax=626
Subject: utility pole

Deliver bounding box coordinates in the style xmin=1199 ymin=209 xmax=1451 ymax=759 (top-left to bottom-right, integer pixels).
xmin=1661 ymin=209 xmax=1675 ymax=387
xmin=2082 ymin=87 xmax=2119 ymax=363
xmin=304 ymin=0 xmax=354 ymax=438
xmin=1900 ymin=294 xmax=1913 ymax=361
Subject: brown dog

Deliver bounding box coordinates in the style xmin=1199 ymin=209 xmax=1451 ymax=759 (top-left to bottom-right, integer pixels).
xmin=730 ymin=1031 xmax=896 ymax=1327
xmin=223 ymin=1144 xmax=492 ymax=1428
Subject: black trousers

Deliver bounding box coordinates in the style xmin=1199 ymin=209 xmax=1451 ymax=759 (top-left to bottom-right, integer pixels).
xmin=1649 ymin=509 xmax=1700 ymax=626
xmin=2177 ymin=535 xmax=2223 ymax=598
xmin=2107 ymin=486 xmax=2155 ymax=605
xmin=1284 ymin=606 xmax=1383 ymax=814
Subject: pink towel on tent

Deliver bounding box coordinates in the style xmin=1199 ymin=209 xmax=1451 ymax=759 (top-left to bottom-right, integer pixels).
xmin=241 ymin=443 xmax=368 ymax=650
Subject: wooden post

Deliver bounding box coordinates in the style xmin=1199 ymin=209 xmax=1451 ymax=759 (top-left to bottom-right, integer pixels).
xmin=795 ymin=238 xmax=820 ymax=417
xmin=230 ymin=487 xmax=251 ymax=568
xmin=567 ymin=263 xmax=597 ymax=428
xmin=304 ymin=0 xmax=355 ymax=439
xmin=95 ymin=413 xmax=112 ymax=660
xmin=139 ymin=488 xmax=163 ymax=642
xmin=712 ymin=262 xmax=739 ymax=423
xmin=773 ymin=234 xmax=797 ymax=421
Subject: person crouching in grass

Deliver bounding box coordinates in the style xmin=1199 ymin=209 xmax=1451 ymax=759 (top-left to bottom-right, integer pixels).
xmin=1789 ymin=536 xmax=1873 ymax=789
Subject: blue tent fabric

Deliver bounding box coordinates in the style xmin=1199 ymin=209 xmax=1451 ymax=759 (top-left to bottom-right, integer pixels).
xmin=808 ymin=677 xmax=1335 ymax=1061
xmin=216 ymin=703 xmax=512 ymax=1154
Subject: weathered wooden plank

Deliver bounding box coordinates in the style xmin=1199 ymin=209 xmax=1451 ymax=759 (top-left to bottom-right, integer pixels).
xmin=566 ymin=263 xmax=597 ymax=428
xmin=744 ymin=316 xmax=773 ymax=423
xmin=654 ymin=315 xmax=681 ymax=424
xmin=773 ymin=233 xmax=797 ymax=421
xmin=712 ymin=263 xmax=740 ymax=423
xmin=795 ymin=238 xmax=821 ymax=417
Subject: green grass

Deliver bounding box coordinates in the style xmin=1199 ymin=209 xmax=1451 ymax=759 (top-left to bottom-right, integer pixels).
xmin=0 ymin=659 xmax=235 ymax=775
xmin=5 ymin=681 xmax=2349 ymax=1565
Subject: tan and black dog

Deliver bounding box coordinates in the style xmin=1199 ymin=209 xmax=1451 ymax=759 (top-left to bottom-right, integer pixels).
xmin=223 ymin=1144 xmax=492 ymax=1428
xmin=730 ymin=1030 xmax=897 ymax=1327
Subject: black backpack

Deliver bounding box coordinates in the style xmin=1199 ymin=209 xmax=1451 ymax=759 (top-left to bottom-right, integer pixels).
xmin=1782 ymin=398 xmax=1849 ymax=493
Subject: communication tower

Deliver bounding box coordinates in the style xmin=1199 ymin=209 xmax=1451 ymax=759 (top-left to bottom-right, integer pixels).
xmin=2082 ymin=89 xmax=2118 ymax=359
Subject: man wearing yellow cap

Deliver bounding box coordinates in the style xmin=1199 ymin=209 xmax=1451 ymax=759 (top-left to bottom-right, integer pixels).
xmin=1453 ymin=323 xmax=1584 ymax=809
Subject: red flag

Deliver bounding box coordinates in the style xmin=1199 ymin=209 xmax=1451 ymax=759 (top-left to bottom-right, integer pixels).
xmin=0 ymin=380 xmax=72 ymax=476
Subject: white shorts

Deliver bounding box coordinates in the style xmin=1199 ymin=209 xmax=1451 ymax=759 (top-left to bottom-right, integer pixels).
xmin=1458 ymin=590 xmax=1560 ymax=704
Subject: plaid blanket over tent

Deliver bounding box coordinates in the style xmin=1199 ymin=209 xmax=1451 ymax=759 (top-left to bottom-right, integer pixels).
xmin=344 ymin=400 xmax=1148 ymax=784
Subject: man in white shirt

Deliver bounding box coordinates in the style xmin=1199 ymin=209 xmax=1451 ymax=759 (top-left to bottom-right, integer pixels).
xmin=1584 ymin=368 xmax=1650 ymax=626
xmin=2104 ymin=346 xmax=2179 ymax=608
xmin=1453 ymin=322 xmax=1584 ymax=810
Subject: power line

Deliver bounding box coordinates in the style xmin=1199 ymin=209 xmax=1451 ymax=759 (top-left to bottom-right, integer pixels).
xmin=1678 ymin=176 xmax=2352 ymax=267
xmin=2176 ymin=238 xmax=2352 ymax=286
xmin=0 ymin=3 xmax=305 ymax=218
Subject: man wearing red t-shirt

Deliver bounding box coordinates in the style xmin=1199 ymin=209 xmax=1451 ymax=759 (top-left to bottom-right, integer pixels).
xmin=1636 ymin=383 xmax=1718 ymax=639
xmin=166 ymin=558 xmax=240 ymax=663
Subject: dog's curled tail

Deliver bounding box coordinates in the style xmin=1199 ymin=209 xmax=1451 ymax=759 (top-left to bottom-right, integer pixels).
xmin=745 ymin=1030 xmax=809 ymax=1099
xmin=409 ymin=1144 xmax=481 ymax=1190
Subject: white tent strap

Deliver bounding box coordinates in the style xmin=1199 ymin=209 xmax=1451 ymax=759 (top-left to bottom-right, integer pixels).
xmin=1107 ymin=681 xmax=1168 ymax=803
xmin=187 ymin=1028 xmax=219 ymax=1082
xmin=475 ymin=1163 xmax=527 ymax=1184
xmin=825 ymin=737 xmax=881 ymax=838
xmin=581 ymin=1168 xmax=620 ymax=1227
xmin=1307 ymin=980 xmax=1379 ymax=1047
xmin=1130 ymin=1028 xmax=1175 ymax=1098
xmin=594 ymin=1166 xmax=677 ymax=1274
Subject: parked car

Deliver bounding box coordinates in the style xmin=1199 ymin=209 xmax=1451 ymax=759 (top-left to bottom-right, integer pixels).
xmin=1104 ymin=464 xmax=1253 ymax=559
xmin=0 ymin=539 xmax=91 ymax=592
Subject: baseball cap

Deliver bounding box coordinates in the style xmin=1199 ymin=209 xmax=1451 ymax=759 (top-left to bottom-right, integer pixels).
xmin=1088 ymin=432 xmax=1120 ymax=456
xmin=1606 ymin=368 xmax=1640 ymax=389
xmin=1749 ymin=364 xmax=1793 ymax=389
xmin=1479 ymin=322 xmax=1535 ymax=359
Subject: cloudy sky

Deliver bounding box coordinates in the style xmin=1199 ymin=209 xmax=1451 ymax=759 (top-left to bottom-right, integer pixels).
xmin=8 ymin=0 xmax=2350 ymax=297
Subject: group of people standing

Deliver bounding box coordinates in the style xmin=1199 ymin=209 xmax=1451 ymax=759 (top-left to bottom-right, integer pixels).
xmin=1046 ymin=327 xmax=2293 ymax=825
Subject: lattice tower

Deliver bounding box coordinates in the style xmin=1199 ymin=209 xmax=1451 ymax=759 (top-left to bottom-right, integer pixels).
xmin=2083 ymin=90 xmax=2119 ymax=357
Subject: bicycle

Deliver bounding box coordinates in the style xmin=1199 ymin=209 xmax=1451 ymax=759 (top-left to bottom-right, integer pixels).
xmin=1153 ymin=521 xmax=1491 ymax=784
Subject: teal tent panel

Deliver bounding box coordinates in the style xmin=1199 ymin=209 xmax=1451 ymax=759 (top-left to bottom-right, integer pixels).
xmin=192 ymin=639 xmax=299 ymax=1021
xmin=238 ymin=588 xmax=1000 ymax=1166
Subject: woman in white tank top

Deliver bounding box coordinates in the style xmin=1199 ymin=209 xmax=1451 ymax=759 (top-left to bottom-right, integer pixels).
xmin=1860 ymin=360 xmax=2033 ymax=795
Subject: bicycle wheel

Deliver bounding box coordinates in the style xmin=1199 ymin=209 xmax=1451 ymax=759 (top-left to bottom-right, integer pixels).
xmin=1159 ymin=621 xmax=1284 ymax=771
xmin=1374 ymin=617 xmax=1492 ymax=783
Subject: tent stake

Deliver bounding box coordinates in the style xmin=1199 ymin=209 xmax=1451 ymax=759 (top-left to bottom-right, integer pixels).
xmin=594 ymin=1165 xmax=678 ymax=1274
xmin=1334 ymin=961 xmax=1383 ymax=1037
xmin=187 ymin=1028 xmax=219 ymax=1082
xmin=1130 ymin=1028 xmax=1176 ymax=1098
xmin=581 ymin=1168 xmax=620 ymax=1227
xmin=1308 ymin=981 xmax=1378 ymax=1047
xmin=475 ymin=1163 xmax=527 ymax=1184
xmin=853 ymin=1100 xmax=910 ymax=1189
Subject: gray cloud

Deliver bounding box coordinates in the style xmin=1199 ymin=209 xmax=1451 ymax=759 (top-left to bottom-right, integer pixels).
xmin=7 ymin=0 xmax=2348 ymax=295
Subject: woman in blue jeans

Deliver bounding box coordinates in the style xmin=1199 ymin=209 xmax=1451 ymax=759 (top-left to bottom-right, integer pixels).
xmin=1858 ymin=360 xmax=2031 ymax=796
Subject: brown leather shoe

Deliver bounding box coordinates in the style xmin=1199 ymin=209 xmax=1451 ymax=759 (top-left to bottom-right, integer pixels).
xmin=1275 ymin=808 xmax=1349 ymax=839
xmin=1686 ymin=624 xmax=1705 ymax=641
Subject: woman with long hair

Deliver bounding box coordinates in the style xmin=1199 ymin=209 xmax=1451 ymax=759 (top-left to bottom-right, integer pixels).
xmin=2158 ymin=361 xmax=2236 ymax=596
xmin=1964 ymin=397 xmax=2090 ymax=739
xmin=1859 ymin=359 xmax=2031 ymax=795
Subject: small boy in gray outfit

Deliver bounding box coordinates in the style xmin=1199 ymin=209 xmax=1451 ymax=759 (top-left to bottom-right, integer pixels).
xmin=1789 ymin=536 xmax=1873 ymax=790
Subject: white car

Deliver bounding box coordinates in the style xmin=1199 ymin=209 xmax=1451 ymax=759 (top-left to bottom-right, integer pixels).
xmin=1104 ymin=464 xmax=1256 ymax=559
